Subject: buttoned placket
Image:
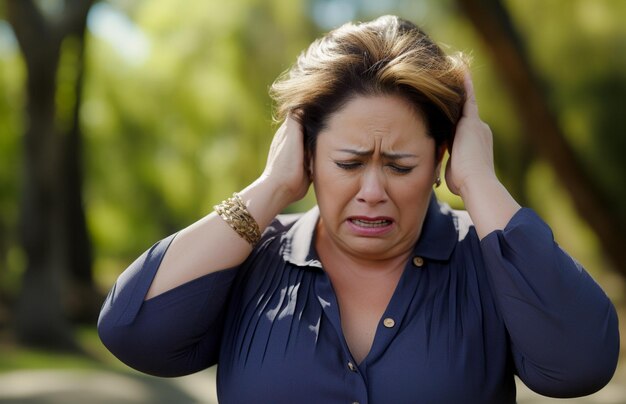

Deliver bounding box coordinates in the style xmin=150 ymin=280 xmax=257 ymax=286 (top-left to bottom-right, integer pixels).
xmin=314 ymin=269 xmax=369 ymax=404
xmin=371 ymin=258 xmax=427 ymax=365
xmin=311 ymin=255 xmax=429 ymax=404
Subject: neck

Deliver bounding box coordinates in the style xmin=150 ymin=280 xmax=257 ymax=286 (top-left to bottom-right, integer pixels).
xmin=315 ymin=221 xmax=412 ymax=280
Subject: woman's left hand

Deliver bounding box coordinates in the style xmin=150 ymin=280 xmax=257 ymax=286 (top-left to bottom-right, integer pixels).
xmin=445 ymin=72 xmax=497 ymax=197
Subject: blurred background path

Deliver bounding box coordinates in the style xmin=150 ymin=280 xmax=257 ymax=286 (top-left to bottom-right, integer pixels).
xmin=0 ymin=365 xmax=624 ymax=403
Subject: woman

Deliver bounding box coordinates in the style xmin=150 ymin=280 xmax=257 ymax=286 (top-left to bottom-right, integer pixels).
xmin=98 ymin=16 xmax=619 ymax=403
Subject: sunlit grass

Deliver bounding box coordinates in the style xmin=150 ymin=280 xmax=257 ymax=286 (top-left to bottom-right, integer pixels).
xmin=0 ymin=346 xmax=100 ymax=373
xmin=0 ymin=326 xmax=129 ymax=374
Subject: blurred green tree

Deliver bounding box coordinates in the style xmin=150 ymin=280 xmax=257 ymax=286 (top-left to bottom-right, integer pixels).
xmin=458 ymin=0 xmax=626 ymax=278
xmin=81 ymin=0 xmax=318 ymax=263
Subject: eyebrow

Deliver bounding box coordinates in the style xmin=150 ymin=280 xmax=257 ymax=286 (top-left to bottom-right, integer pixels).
xmin=337 ymin=148 xmax=418 ymax=160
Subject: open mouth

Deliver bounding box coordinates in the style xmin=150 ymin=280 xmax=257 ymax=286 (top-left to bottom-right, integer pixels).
xmin=349 ymin=218 xmax=393 ymax=228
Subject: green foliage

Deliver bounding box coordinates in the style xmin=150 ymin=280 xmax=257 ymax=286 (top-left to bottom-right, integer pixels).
xmin=82 ymin=0 xmax=317 ymax=264
xmin=0 ymin=22 xmax=24 ymax=303
xmin=507 ymin=0 xmax=626 ymax=225
xmin=55 ymin=36 xmax=82 ymax=134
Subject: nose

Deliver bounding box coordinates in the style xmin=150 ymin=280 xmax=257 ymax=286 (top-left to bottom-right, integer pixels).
xmin=356 ymin=167 xmax=388 ymax=206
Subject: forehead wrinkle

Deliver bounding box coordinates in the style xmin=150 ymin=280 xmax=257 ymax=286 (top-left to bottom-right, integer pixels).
xmin=379 ymin=132 xmax=421 ymax=160
xmin=336 ymin=133 xmax=422 ymax=160
xmin=323 ymin=95 xmax=431 ymax=159
xmin=336 ymin=148 xmax=418 ymax=160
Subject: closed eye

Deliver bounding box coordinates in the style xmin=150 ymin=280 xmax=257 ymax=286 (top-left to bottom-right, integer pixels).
xmin=335 ymin=161 xmax=362 ymax=170
xmin=387 ymin=164 xmax=414 ymax=174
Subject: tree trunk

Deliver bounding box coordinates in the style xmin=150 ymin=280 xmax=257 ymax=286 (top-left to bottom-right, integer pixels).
xmin=456 ymin=0 xmax=626 ymax=278
xmin=8 ymin=0 xmax=95 ymax=350
xmin=61 ymin=19 xmax=102 ymax=325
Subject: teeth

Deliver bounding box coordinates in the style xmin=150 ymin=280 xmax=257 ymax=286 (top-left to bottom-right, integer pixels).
xmin=351 ymin=219 xmax=390 ymax=228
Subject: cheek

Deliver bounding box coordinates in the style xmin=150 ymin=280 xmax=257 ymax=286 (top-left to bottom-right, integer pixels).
xmin=315 ymin=175 xmax=354 ymax=207
xmin=390 ymin=169 xmax=435 ymax=204
xmin=313 ymin=167 xmax=358 ymax=219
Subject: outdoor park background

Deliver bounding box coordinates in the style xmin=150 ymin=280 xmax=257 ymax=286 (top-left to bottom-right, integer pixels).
xmin=0 ymin=0 xmax=625 ymax=402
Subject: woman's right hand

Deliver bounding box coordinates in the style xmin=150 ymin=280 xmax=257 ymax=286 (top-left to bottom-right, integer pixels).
xmin=260 ymin=115 xmax=311 ymax=206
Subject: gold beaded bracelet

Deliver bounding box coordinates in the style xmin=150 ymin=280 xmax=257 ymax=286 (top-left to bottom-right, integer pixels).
xmin=214 ymin=193 xmax=261 ymax=246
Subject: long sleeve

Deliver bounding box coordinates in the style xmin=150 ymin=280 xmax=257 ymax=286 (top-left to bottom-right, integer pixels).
xmin=480 ymin=208 xmax=620 ymax=398
xmin=97 ymin=234 xmax=238 ymax=377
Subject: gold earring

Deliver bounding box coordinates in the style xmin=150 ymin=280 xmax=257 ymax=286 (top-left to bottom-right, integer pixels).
xmin=434 ymin=177 xmax=441 ymax=188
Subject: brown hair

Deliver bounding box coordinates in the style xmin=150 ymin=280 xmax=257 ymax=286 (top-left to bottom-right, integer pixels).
xmin=270 ymin=15 xmax=467 ymax=155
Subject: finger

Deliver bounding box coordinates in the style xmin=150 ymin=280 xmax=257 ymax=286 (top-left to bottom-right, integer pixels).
xmin=462 ymin=70 xmax=479 ymax=117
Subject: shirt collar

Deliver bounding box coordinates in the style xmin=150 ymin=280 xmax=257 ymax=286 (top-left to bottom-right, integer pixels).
xmin=412 ymin=194 xmax=458 ymax=261
xmin=281 ymin=194 xmax=458 ymax=268
xmin=281 ymin=206 xmax=323 ymax=268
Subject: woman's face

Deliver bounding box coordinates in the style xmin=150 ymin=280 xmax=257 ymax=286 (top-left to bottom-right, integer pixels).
xmin=312 ymin=94 xmax=441 ymax=261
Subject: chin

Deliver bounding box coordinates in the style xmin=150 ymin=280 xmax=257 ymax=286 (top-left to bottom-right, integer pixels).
xmin=343 ymin=238 xmax=400 ymax=260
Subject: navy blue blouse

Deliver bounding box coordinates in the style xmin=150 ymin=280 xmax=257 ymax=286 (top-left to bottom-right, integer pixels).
xmin=98 ymin=197 xmax=619 ymax=403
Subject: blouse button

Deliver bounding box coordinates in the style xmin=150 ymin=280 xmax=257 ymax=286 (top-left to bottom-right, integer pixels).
xmin=412 ymin=256 xmax=424 ymax=267
xmin=383 ymin=317 xmax=395 ymax=328
xmin=347 ymin=361 xmax=357 ymax=372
